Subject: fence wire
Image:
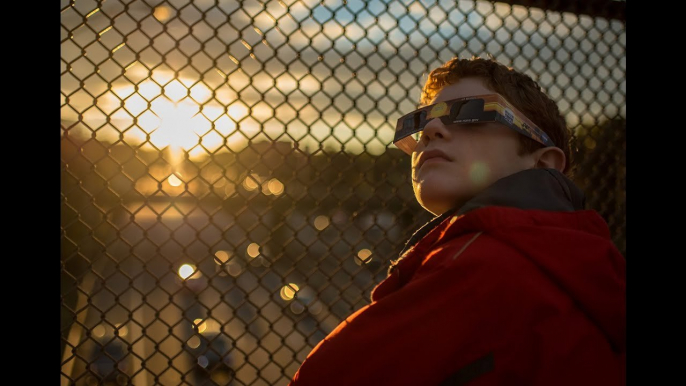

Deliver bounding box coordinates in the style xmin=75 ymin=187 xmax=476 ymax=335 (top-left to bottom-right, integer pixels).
xmin=60 ymin=1 xmax=626 ymax=385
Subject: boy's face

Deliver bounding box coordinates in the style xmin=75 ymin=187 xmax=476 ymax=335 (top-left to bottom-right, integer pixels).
xmin=411 ymin=77 xmax=536 ymax=215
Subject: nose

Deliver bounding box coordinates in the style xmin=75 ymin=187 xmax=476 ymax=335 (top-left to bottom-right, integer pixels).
xmin=418 ymin=117 xmax=451 ymax=148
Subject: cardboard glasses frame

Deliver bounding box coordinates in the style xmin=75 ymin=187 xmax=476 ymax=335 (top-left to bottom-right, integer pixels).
xmin=393 ymin=94 xmax=555 ymax=155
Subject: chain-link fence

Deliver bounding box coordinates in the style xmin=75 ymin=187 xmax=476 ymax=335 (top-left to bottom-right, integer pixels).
xmin=61 ymin=0 xmax=626 ymax=385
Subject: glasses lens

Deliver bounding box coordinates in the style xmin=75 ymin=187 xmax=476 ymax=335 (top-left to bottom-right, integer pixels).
xmin=393 ymin=97 xmax=489 ymax=154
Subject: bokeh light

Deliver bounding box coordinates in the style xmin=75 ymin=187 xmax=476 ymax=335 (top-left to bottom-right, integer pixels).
xmin=228 ymin=263 xmax=242 ymax=277
xmin=187 ymin=336 xmax=200 ymax=349
xmin=290 ymin=302 xmax=305 ymax=314
xmin=280 ymin=283 xmax=300 ymax=301
xmin=267 ymin=178 xmax=284 ymax=195
xmin=242 ymin=174 xmax=285 ymax=196
xmin=214 ymin=250 xmax=230 ymax=265
xmin=92 ymin=325 xmax=106 ymax=338
xmin=153 ymin=5 xmax=171 ymax=22
xmin=314 ymin=215 xmax=330 ymax=230
xmin=178 ymin=264 xmax=198 ymax=280
xmin=309 ymin=301 xmax=323 ymax=315
xmin=355 ymin=249 xmax=373 ymax=265
xmin=247 ymin=243 xmax=260 ymax=258
xmin=168 ymin=173 xmax=183 ymax=187
xmin=114 ymin=324 xmax=128 ymax=337
xmin=243 ymin=174 xmax=260 ymax=191
xmin=193 ymin=318 xmax=207 ymax=334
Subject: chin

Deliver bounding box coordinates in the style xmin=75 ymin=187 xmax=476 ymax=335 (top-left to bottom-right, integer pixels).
xmin=414 ymin=184 xmax=472 ymax=216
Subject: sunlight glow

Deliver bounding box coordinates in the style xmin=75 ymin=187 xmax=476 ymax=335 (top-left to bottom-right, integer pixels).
xmin=109 ymin=76 xmax=236 ymax=153
xmin=149 ymin=101 xmax=199 ymax=152
xmin=77 ymin=71 xmax=391 ymax=155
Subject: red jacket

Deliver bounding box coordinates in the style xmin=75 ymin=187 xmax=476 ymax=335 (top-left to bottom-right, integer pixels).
xmin=289 ymin=170 xmax=626 ymax=385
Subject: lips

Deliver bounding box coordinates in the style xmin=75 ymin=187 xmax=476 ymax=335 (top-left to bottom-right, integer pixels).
xmin=416 ymin=148 xmax=452 ymax=170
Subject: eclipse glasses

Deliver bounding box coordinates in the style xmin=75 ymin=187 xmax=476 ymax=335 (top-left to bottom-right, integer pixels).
xmin=393 ymin=93 xmax=555 ymax=154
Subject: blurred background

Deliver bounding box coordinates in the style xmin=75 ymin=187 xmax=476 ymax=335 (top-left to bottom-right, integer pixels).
xmin=60 ymin=0 xmax=626 ymax=385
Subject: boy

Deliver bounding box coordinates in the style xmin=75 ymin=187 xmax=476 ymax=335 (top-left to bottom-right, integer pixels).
xmin=289 ymin=56 xmax=626 ymax=385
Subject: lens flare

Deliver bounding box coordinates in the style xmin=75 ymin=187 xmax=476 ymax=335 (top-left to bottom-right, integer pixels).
xmin=469 ymin=162 xmax=490 ymax=187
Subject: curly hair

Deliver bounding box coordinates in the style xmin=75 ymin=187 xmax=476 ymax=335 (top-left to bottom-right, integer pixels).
xmin=420 ymin=56 xmax=572 ymax=175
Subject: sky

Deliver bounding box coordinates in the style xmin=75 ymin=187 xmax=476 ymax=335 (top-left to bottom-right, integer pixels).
xmin=61 ymin=0 xmax=626 ymax=157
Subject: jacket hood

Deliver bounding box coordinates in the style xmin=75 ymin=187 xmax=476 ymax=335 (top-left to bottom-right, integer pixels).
xmin=456 ymin=168 xmax=585 ymax=215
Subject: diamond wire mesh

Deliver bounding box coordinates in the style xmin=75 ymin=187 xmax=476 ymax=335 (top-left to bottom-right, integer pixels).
xmin=60 ymin=0 xmax=626 ymax=385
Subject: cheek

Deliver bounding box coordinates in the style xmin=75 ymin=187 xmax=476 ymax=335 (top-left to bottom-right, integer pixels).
xmin=476 ymin=153 xmax=531 ymax=185
xmin=475 ymin=134 xmax=527 ymax=164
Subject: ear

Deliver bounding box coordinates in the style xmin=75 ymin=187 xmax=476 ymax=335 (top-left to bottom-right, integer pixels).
xmin=531 ymin=146 xmax=566 ymax=172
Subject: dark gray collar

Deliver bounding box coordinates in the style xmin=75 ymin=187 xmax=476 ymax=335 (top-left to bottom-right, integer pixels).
xmin=457 ymin=168 xmax=585 ymax=215
xmin=397 ymin=168 xmax=585 ymax=258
